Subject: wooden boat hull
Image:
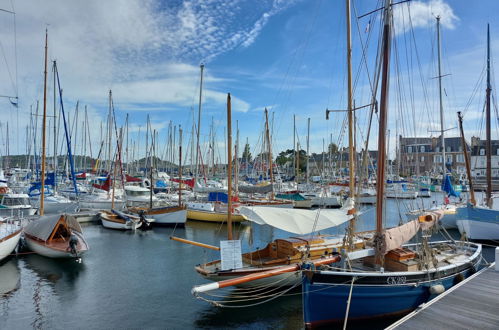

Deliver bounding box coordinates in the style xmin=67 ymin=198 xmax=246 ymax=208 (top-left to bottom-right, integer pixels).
xmin=129 ymin=206 xmax=187 ymax=225
xmin=0 ymin=228 xmax=22 ymax=262
xmin=302 ymin=242 xmax=482 ymax=328
xmin=99 ymin=211 xmax=142 ymax=230
xmin=187 ymin=209 xmax=246 ymax=222
xmin=24 ymin=231 xmax=89 ymax=258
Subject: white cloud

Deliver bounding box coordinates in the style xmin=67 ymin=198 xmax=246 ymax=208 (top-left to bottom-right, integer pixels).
xmin=393 ymin=0 xmax=459 ymax=35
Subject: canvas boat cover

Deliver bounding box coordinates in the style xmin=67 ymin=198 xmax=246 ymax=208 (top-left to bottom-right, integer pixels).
xmin=239 ymin=198 xmax=355 ymax=235
xmin=380 ymin=210 xmax=442 ymax=254
xmin=24 ymin=214 xmax=83 ymax=242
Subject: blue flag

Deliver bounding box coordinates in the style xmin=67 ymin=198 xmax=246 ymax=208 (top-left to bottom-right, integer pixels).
xmin=442 ymin=174 xmax=460 ymax=197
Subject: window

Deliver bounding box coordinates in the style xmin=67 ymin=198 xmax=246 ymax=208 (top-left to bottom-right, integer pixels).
xmin=408 ymin=146 xmax=412 ymax=153
xmin=421 ymin=156 xmax=425 ymax=162
xmin=480 ymin=148 xmax=485 ymax=155
xmin=457 ymin=154 xmax=464 ymax=162
xmin=447 ymin=147 xmax=451 ymax=152
xmin=497 ymin=148 xmax=499 ymax=155
xmin=421 ymin=146 xmax=425 ymax=152
xmin=436 ymin=147 xmax=440 ymax=152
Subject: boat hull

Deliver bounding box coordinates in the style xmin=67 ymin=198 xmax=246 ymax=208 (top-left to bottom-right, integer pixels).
xmin=99 ymin=212 xmax=141 ymax=230
xmin=456 ymin=206 xmax=499 ymax=240
xmin=0 ymin=207 xmax=36 ymax=217
xmin=24 ymin=232 xmax=88 ymax=258
xmin=302 ymin=242 xmax=481 ymax=328
xmin=0 ymin=228 xmax=22 ymax=262
xmin=150 ymin=208 xmax=187 ymax=226
xmin=187 ymin=209 xmax=246 ymax=222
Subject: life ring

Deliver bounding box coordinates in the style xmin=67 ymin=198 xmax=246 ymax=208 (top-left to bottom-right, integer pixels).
xmin=142 ymin=178 xmax=151 ymax=188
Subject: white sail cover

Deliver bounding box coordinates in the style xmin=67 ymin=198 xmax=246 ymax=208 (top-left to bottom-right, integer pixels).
xmin=239 ymin=199 xmax=355 ymax=235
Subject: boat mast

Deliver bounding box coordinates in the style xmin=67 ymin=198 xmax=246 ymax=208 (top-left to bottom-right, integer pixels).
xmin=375 ymin=0 xmax=392 ymax=256
xmin=40 ymin=28 xmax=48 ymax=216
xmin=293 ymin=114 xmax=296 ymax=181
xmin=53 ymin=61 xmax=57 ymax=182
xmin=227 ymin=94 xmax=233 ymax=240
xmin=195 ymin=64 xmax=205 ymax=185
xmin=436 ymin=16 xmax=447 ymax=177
xmin=306 ymin=117 xmax=310 ymax=185
xmin=264 ymin=108 xmax=274 ymax=199
xmin=179 ymin=126 xmax=183 ymax=207
xmin=486 ymin=24 xmax=492 ymax=208
xmin=346 ymin=0 xmax=355 ymax=201
xmin=457 ymin=112 xmax=476 ymax=205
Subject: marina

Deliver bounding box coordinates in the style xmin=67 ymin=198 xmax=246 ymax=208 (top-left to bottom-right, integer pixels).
xmin=1 ymin=0 xmax=499 ymax=329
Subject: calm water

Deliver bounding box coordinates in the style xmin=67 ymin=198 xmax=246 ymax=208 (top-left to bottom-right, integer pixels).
xmin=0 ymin=192 xmax=496 ymax=329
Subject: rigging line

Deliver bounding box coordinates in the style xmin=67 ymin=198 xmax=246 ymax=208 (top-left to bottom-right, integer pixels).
xmin=273 ymin=0 xmax=324 ymax=138
xmin=407 ymin=5 xmax=434 ymax=133
xmin=0 ymin=40 xmax=16 ymax=96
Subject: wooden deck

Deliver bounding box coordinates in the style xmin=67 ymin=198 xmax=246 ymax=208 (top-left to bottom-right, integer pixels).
xmin=387 ymin=263 xmax=499 ymax=329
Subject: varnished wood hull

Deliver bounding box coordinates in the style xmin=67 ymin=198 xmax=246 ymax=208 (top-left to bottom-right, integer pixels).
xmin=187 ymin=209 xmax=246 ymax=223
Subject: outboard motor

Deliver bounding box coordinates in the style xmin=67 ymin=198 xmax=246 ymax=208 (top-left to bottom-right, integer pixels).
xmin=68 ymin=233 xmax=81 ymax=263
xmin=138 ymin=210 xmax=152 ymax=231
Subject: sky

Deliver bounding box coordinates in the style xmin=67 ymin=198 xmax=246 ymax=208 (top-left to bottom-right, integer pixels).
xmin=0 ymin=0 xmax=498 ymax=165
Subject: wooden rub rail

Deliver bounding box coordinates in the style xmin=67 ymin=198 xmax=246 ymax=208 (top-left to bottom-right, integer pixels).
xmin=191 ymin=255 xmax=341 ymax=294
xmin=170 ymin=236 xmax=220 ymax=251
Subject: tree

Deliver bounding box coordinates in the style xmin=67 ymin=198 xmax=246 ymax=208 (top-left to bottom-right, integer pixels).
xmin=242 ymin=143 xmax=252 ymax=162
xmin=328 ymin=143 xmax=339 ymax=154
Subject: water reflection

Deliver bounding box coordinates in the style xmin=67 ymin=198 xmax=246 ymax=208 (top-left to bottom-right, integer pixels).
xmin=0 ymin=258 xmax=20 ymax=297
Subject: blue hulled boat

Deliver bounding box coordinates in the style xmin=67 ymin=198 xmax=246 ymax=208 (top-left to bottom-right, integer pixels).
xmin=302 ymin=241 xmax=482 ymax=328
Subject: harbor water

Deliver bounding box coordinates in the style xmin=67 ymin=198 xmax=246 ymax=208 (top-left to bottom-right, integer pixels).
xmin=0 ymin=193 xmax=496 ymax=329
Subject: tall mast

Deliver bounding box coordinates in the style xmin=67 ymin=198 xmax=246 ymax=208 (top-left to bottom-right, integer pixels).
xmin=436 ymin=16 xmax=447 ymax=176
xmin=53 ymin=61 xmax=57 ymax=177
xmin=375 ymin=0 xmax=392 ymax=243
xmin=457 ymin=112 xmax=476 ymax=205
xmin=306 ymin=117 xmax=310 ymax=185
xmin=227 ymin=94 xmax=233 ymax=240
xmin=40 ymin=28 xmax=48 ymax=216
xmin=107 ymin=90 xmax=112 ymax=175
xmin=195 ymin=64 xmax=205 ymax=184
xmin=486 ymin=24 xmax=492 ymax=208
xmin=264 ymin=108 xmax=274 ymax=199
xmin=178 ymin=126 xmax=183 ymax=207
xmin=293 ymin=114 xmax=296 ymax=180
xmin=346 ymin=0 xmax=355 ymax=200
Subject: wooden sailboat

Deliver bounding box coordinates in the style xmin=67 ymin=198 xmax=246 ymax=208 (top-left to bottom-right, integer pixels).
xmin=23 ymin=30 xmax=89 ymax=260
xmin=0 ymin=218 xmax=22 ymax=262
xmin=456 ymin=25 xmax=499 ymax=240
xmin=301 ymin=3 xmax=482 ymax=327
xmin=129 ymin=127 xmax=187 ymax=226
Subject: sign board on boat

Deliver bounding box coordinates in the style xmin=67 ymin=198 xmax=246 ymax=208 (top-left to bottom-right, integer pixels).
xmin=220 ymin=240 xmax=243 ymax=270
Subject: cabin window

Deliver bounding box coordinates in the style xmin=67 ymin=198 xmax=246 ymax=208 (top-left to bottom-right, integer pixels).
xmin=480 ymin=148 xmax=485 ymax=155
xmin=421 ymin=146 xmax=425 ymax=152
xmin=408 ymin=146 xmax=412 ymax=153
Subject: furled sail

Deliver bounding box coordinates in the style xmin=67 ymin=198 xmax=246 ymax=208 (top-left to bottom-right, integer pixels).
xmin=240 ymin=198 xmax=355 ymax=235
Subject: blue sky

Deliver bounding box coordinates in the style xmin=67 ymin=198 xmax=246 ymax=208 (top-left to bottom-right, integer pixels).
xmin=0 ymin=0 xmax=498 ymax=164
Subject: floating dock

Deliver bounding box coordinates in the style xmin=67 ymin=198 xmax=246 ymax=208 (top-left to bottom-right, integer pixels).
xmin=387 ymin=259 xmax=498 ymax=329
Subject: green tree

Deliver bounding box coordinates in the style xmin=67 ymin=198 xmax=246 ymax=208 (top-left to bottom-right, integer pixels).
xmin=242 ymin=143 xmax=252 ymax=162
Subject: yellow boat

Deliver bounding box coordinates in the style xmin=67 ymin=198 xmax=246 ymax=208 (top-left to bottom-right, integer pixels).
xmin=186 ymin=208 xmax=246 ymax=223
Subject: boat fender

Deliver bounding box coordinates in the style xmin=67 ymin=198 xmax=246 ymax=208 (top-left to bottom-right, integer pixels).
xmin=429 ymin=284 xmax=445 ymax=295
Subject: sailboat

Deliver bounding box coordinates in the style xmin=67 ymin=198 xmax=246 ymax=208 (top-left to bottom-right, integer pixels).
xmin=455 ymin=25 xmax=499 ymax=240
xmin=0 ymin=218 xmax=22 ymax=262
xmin=23 ymin=30 xmax=89 ymax=260
xmin=301 ymin=2 xmax=482 ymax=327
xmin=128 ymin=126 xmax=187 ymax=226
xmin=405 ymin=16 xmax=463 ymax=229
